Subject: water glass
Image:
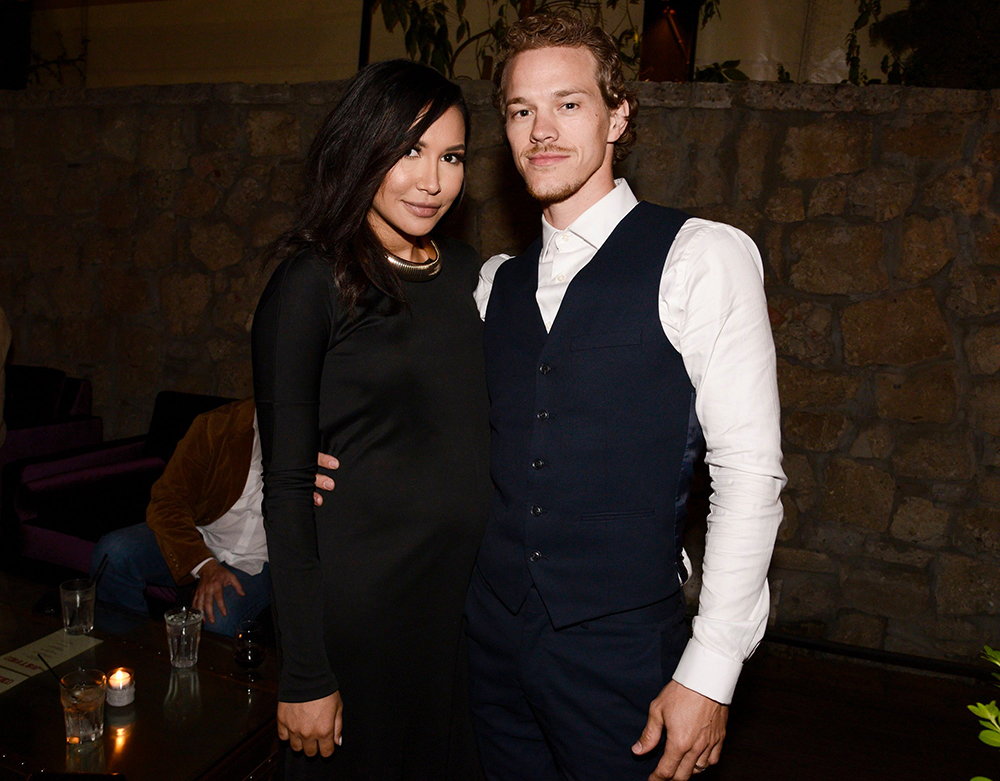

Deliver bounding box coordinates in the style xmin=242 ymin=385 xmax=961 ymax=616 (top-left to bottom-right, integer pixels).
xmin=60 ymin=579 xmax=96 ymax=635
xmin=164 ymin=607 xmax=203 ymax=668
xmin=59 ymin=669 xmax=106 ymax=744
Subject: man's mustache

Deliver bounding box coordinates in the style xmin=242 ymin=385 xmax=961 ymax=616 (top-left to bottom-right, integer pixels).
xmin=524 ymin=145 xmax=573 ymax=158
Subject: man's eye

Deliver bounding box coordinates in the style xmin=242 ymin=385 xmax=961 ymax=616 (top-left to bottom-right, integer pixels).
xmin=511 ymin=109 xmax=530 ymax=119
xmin=563 ymin=102 xmax=578 ymax=110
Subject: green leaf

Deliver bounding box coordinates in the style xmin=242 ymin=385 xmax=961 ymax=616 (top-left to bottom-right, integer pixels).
xmin=721 ymin=59 xmax=740 ymax=68
xmin=854 ymin=11 xmax=870 ymax=30
xmin=969 ymin=776 xmax=994 ymax=781
xmin=456 ymin=20 xmax=467 ymax=42
xmin=979 ymin=729 xmax=1000 ymax=747
xmin=381 ymin=3 xmax=397 ymax=31
xmin=456 ymin=0 xmax=466 ymax=16
xmin=724 ymin=68 xmax=749 ymax=81
xmin=970 ymin=703 xmax=994 ymax=718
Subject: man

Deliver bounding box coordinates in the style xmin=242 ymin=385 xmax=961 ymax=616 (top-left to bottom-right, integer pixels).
xmin=91 ymin=398 xmax=338 ymax=636
xmin=465 ymin=13 xmax=785 ymax=781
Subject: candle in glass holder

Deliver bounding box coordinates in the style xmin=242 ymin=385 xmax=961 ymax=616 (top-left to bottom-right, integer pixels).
xmin=106 ymin=668 xmax=134 ymax=707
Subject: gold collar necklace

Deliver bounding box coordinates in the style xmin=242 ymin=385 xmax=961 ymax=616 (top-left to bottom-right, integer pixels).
xmin=384 ymin=240 xmax=441 ymax=282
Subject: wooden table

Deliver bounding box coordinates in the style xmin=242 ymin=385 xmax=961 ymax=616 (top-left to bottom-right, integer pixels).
xmin=0 ymin=593 xmax=279 ymax=781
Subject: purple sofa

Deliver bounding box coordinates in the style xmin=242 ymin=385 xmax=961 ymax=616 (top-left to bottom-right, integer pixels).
xmin=0 ymin=366 xmax=104 ymax=554
xmin=3 ymin=390 xmax=233 ymax=573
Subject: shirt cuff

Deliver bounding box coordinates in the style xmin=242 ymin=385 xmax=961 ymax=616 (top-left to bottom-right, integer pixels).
xmin=190 ymin=557 xmax=215 ymax=579
xmin=671 ymin=637 xmax=744 ymax=705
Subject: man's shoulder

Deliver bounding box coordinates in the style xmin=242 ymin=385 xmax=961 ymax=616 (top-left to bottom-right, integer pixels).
xmin=185 ymin=398 xmax=255 ymax=448
xmin=667 ymin=217 xmax=765 ymax=282
xmin=481 ymin=253 xmax=513 ymax=282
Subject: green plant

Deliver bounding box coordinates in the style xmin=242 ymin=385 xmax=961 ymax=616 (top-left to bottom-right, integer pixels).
xmin=776 ymin=63 xmax=792 ymax=83
xmin=699 ymin=0 xmax=721 ymax=28
xmin=968 ymin=645 xmax=1000 ymax=781
xmin=693 ymin=59 xmax=747 ymax=83
xmin=843 ymin=0 xmax=890 ymax=85
xmin=373 ymin=0 xmax=643 ymax=79
xmin=868 ymin=0 xmax=1000 ymax=90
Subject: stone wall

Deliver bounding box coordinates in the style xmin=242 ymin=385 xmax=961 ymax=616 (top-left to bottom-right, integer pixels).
xmin=1 ymin=80 xmax=998 ymax=661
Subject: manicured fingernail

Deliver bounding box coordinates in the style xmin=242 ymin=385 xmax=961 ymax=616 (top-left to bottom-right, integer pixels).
xmin=337 ymin=736 xmax=343 ymax=746
xmin=632 ymin=742 xmax=642 ymax=753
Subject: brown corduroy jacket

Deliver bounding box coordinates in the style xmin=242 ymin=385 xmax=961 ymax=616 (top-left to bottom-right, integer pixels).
xmin=147 ymin=398 xmax=256 ymax=585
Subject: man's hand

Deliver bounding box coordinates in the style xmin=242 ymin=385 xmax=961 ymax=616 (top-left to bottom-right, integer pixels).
xmin=192 ymin=559 xmax=244 ymax=625
xmin=632 ymin=680 xmax=728 ymax=781
xmin=313 ymin=453 xmax=339 ymax=506
xmin=277 ymin=692 xmax=344 ymax=757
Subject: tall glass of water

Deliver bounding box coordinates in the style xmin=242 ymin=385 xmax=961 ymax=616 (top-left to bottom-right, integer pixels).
xmin=164 ymin=607 xmax=203 ymax=668
xmin=59 ymin=579 xmax=96 ymax=635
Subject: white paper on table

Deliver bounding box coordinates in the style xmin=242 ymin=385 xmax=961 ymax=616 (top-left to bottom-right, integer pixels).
xmin=0 ymin=666 xmax=29 ymax=694
xmin=0 ymin=630 xmax=102 ymax=683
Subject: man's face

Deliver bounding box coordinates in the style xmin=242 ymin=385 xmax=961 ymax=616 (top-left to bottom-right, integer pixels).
xmin=502 ymin=46 xmax=626 ymax=206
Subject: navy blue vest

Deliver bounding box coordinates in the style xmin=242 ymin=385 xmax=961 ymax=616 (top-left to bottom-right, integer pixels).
xmin=479 ymin=201 xmax=702 ymax=628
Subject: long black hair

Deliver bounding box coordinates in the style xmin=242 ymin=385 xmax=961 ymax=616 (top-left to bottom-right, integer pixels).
xmin=271 ymin=59 xmax=469 ymax=313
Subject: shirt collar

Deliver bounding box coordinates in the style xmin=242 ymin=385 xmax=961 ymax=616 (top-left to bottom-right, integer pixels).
xmin=540 ymin=179 xmax=639 ymax=251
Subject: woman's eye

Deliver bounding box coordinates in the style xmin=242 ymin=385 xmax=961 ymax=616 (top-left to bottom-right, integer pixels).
xmin=442 ymin=153 xmax=465 ymax=164
xmin=405 ymin=147 xmax=420 ymax=158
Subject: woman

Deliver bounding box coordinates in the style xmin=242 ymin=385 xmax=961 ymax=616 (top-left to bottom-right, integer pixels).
xmin=252 ymin=60 xmax=491 ymax=780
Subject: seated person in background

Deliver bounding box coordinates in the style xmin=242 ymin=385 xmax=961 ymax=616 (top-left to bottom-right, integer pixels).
xmin=91 ymin=397 xmax=338 ymax=637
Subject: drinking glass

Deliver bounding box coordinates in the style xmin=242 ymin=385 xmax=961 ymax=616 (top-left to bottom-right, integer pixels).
xmin=233 ymin=620 xmax=266 ymax=679
xmin=164 ymin=607 xmax=203 ymax=668
xmin=59 ymin=669 xmax=106 ymax=744
xmin=59 ymin=579 xmax=96 ymax=635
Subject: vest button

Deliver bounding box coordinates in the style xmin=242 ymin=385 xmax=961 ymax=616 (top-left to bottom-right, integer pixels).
xmin=530 ymin=505 xmax=542 ymax=516
xmin=532 ymin=459 xmax=546 ymax=470
xmin=539 ymin=363 xmax=551 ymax=374
xmin=529 ymin=551 xmax=541 ymax=562
xmin=536 ymin=410 xmax=548 ymax=420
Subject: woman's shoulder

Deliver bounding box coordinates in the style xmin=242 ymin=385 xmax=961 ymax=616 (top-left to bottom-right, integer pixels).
xmin=269 ymin=249 xmax=336 ymax=287
xmin=259 ymin=250 xmax=338 ymax=305
xmin=257 ymin=249 xmax=339 ymax=321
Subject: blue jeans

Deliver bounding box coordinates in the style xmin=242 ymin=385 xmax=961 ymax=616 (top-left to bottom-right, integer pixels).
xmin=90 ymin=523 xmax=271 ymax=637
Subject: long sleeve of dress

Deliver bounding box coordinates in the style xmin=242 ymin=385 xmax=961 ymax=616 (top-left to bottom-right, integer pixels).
xmin=252 ymin=254 xmax=339 ymax=703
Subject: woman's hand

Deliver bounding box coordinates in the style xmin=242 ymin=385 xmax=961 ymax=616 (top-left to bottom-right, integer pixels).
xmin=277 ymin=692 xmax=344 ymax=757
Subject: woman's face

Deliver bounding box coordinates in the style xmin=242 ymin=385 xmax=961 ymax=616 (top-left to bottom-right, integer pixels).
xmin=369 ymin=105 xmax=466 ymax=257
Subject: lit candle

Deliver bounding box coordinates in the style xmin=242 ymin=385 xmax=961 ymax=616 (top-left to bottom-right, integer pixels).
xmin=106 ymin=667 xmax=135 ymax=707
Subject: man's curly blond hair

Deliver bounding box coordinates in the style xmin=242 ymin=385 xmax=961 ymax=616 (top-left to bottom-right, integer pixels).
xmin=492 ymin=12 xmax=637 ymax=164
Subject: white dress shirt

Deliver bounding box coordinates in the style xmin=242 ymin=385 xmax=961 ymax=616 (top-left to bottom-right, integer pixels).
xmin=191 ymin=416 xmax=268 ymax=578
xmin=475 ymin=179 xmax=786 ymax=705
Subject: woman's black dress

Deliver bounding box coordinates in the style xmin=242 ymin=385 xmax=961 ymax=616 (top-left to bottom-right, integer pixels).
xmin=251 ymin=237 xmax=491 ymax=780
